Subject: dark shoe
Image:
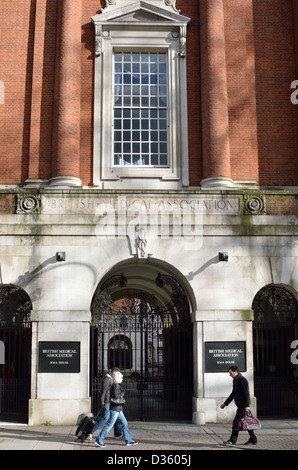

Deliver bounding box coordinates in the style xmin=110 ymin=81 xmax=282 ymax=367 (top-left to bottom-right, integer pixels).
xmin=244 ymin=440 xmax=257 ymax=445
xmin=223 ymin=440 xmax=235 ymax=446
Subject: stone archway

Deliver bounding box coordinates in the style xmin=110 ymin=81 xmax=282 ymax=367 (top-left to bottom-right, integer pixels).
xmin=90 ymin=259 xmax=194 ymax=421
xmin=252 ymin=284 xmax=298 ymax=417
xmin=0 ymin=284 xmax=32 ymax=422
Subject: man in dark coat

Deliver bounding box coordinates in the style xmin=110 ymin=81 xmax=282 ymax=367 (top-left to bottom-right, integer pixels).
xmin=220 ymin=365 xmax=257 ymax=446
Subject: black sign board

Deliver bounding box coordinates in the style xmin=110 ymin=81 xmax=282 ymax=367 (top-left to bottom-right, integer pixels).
xmin=39 ymin=341 xmax=80 ymax=373
xmin=205 ymin=341 xmax=246 ymax=372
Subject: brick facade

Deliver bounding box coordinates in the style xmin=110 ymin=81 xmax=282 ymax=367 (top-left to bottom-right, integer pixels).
xmin=0 ymin=0 xmax=297 ymax=189
xmin=0 ymin=1 xmax=297 ymax=426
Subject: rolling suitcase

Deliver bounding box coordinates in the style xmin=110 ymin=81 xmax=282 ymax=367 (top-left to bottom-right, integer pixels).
xmin=75 ymin=415 xmax=95 ymax=442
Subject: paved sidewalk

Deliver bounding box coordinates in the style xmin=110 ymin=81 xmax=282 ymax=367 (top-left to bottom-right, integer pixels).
xmin=0 ymin=419 xmax=297 ymax=451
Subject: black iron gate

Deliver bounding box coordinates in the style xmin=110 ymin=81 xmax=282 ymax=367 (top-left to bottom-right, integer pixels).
xmin=0 ymin=320 xmax=31 ymax=422
xmin=253 ymin=285 xmax=298 ymax=417
xmin=0 ymin=283 xmax=32 ymax=423
xmin=90 ymin=273 xmax=193 ymax=421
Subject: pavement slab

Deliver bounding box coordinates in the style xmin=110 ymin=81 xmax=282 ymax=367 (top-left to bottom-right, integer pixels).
xmin=0 ymin=419 xmax=297 ymax=454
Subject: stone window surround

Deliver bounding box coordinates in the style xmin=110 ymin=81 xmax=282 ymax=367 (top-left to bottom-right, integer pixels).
xmin=92 ymin=1 xmax=191 ymax=188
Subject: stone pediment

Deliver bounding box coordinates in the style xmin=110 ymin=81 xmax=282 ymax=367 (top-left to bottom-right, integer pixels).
xmin=110 ymin=9 xmax=172 ymax=23
xmin=92 ymin=1 xmax=190 ymax=26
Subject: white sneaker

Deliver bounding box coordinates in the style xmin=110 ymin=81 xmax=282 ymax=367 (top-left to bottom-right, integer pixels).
xmin=126 ymin=440 xmax=138 ymax=446
xmin=95 ymin=441 xmax=106 ymax=448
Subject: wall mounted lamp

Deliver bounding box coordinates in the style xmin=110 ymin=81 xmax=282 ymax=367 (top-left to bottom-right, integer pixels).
xmin=218 ymin=252 xmax=228 ymax=262
xmin=56 ymin=252 xmax=66 ymax=262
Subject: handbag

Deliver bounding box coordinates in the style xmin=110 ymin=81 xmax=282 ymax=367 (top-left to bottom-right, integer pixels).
xmin=110 ymin=397 xmax=126 ymax=405
xmin=235 ymin=410 xmax=261 ymax=431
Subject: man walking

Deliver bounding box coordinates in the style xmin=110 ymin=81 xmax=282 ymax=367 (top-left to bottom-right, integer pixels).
xmin=220 ymin=365 xmax=257 ymax=446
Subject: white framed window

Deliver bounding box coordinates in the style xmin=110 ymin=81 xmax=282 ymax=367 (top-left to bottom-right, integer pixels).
xmin=113 ymin=51 xmax=169 ymax=167
xmin=92 ymin=1 xmax=190 ymax=188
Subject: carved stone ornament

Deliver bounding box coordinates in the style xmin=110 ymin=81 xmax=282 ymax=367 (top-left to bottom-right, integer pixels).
xmin=101 ymin=1 xmax=180 ymax=13
xmin=135 ymin=224 xmax=148 ymax=258
xmin=165 ymin=0 xmax=180 ymax=13
xmin=243 ymin=195 xmax=266 ymax=215
xmin=94 ymin=1 xmax=190 ymax=57
xmin=16 ymin=194 xmax=41 ymax=214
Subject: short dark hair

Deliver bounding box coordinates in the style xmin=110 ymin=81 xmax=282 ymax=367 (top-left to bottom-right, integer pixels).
xmin=111 ymin=367 xmax=121 ymax=373
xmin=228 ymin=365 xmax=239 ymax=372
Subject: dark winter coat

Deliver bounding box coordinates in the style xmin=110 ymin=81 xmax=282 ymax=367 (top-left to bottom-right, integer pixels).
xmin=110 ymin=382 xmax=126 ymax=412
xmin=224 ymin=373 xmax=251 ymax=408
xmin=100 ymin=374 xmax=113 ymax=406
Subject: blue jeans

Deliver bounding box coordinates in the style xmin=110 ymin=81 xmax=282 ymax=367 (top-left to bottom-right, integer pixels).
xmin=91 ymin=404 xmax=122 ymax=437
xmin=96 ymin=410 xmax=132 ymax=444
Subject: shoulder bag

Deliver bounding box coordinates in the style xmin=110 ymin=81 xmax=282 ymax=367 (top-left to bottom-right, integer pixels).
xmin=235 ymin=410 xmax=261 ymax=431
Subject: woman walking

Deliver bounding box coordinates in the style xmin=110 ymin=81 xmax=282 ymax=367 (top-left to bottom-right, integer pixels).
xmin=95 ymin=371 xmax=138 ymax=448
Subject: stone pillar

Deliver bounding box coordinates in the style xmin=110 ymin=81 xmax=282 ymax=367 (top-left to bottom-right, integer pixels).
xmin=50 ymin=0 xmax=82 ymax=187
xmin=200 ymin=0 xmax=233 ymax=188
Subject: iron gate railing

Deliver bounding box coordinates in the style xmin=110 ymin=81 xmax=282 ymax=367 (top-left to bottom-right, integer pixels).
xmin=254 ymin=376 xmax=298 ymax=417
xmin=0 ymin=320 xmax=31 ymax=422
xmin=91 ymin=374 xmax=192 ymax=421
xmin=253 ymin=285 xmax=298 ymax=417
xmin=90 ymin=275 xmax=193 ymax=421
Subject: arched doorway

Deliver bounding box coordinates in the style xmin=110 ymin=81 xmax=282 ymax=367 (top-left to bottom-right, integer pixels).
xmin=90 ymin=262 xmax=193 ymax=421
xmin=0 ymin=284 xmax=32 ymax=422
xmin=252 ymin=284 xmax=298 ymax=417
xmin=108 ymin=335 xmax=132 ymax=370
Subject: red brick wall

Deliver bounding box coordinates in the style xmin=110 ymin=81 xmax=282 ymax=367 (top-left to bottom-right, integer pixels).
xmin=0 ymin=1 xmax=34 ymax=184
xmin=224 ymin=0 xmax=259 ymax=183
xmin=253 ymin=0 xmax=298 ymax=187
xmin=0 ymin=0 xmax=297 ymax=187
xmin=177 ymin=0 xmax=202 ymax=186
xmin=266 ymin=194 xmax=298 ymax=215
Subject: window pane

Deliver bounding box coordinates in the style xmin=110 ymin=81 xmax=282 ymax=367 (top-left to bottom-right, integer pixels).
xmin=114 ymin=143 xmax=121 ymax=153
xmin=132 ymin=97 xmax=140 ymax=106
xmin=160 ymin=154 xmax=168 ymax=165
xmin=160 ymin=142 xmax=167 ymax=153
xmin=123 ymin=143 xmax=131 ymax=153
xmin=123 ymin=155 xmax=131 ymax=165
xmin=151 ymin=131 xmax=158 ymax=141
xmin=113 ymin=51 xmax=169 ymax=167
xmin=114 ymin=96 xmax=122 ymax=106
xmin=114 ymin=154 xmax=122 ymax=165
xmin=151 ymin=155 xmax=158 ymax=165
xmin=160 ymin=131 xmax=167 ymax=141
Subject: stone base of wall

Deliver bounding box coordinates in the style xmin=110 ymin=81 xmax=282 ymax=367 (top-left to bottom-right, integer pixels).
xmin=28 ymin=398 xmax=91 ymax=426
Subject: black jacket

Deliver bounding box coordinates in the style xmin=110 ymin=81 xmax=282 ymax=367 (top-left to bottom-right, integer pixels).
xmin=224 ymin=373 xmax=251 ymax=408
xmin=110 ymin=383 xmax=126 ymax=411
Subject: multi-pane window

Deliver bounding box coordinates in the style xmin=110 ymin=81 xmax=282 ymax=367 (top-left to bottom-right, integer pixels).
xmin=113 ymin=52 xmax=168 ymax=166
